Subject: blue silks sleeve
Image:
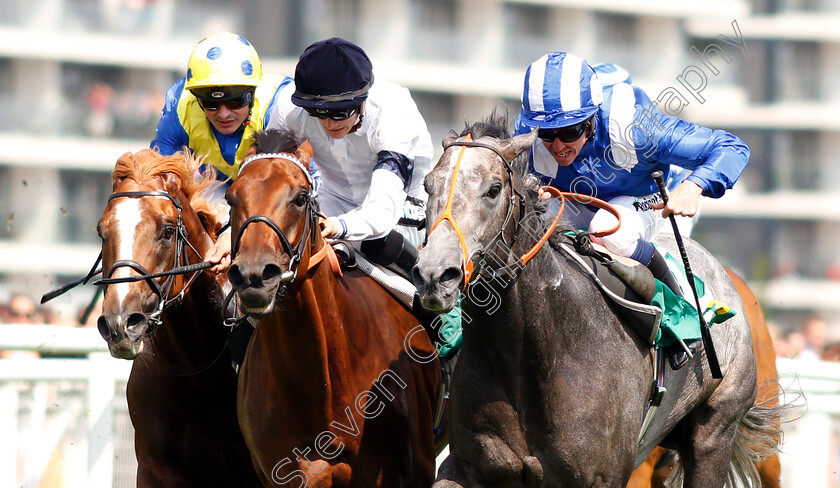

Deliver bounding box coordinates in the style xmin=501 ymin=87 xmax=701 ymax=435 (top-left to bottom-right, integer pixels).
xmin=150 ymin=78 xmax=190 ymax=156
xmin=632 ymin=87 xmax=750 ymax=199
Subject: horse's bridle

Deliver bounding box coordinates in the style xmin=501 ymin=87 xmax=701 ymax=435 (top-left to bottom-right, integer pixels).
xmin=428 ymin=134 xmax=527 ymax=284
xmin=427 ymin=133 xmax=622 ymax=287
xmin=228 ymin=152 xmax=320 ymax=294
xmin=93 ymin=190 xmax=212 ymax=334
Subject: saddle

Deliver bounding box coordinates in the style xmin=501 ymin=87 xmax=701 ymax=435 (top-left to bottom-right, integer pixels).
xmin=557 ymin=233 xmax=663 ymax=345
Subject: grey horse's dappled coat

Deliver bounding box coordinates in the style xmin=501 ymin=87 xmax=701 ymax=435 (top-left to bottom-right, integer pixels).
xmin=414 ymin=113 xmax=781 ymax=487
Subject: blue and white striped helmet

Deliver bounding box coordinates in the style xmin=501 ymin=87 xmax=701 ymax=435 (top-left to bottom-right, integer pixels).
xmin=518 ymin=52 xmax=604 ymax=129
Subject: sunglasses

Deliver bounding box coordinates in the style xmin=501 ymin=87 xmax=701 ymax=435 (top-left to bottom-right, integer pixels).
xmin=196 ymin=91 xmax=254 ymax=111
xmin=304 ymin=106 xmax=359 ymax=121
xmin=537 ymin=119 xmax=591 ymax=143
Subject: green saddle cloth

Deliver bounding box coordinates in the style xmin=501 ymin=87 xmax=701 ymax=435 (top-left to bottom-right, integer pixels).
xmin=650 ymin=248 xmax=736 ymax=349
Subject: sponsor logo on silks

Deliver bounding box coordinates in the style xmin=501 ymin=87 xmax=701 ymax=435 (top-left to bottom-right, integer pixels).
xmin=632 ymin=194 xmax=662 ymax=212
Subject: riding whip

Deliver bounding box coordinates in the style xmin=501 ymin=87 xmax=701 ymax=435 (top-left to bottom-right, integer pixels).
xmin=652 ymin=171 xmax=723 ymax=379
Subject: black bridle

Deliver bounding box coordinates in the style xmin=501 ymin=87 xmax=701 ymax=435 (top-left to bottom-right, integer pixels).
xmin=91 ymin=190 xmax=212 ymax=334
xmin=223 ymin=152 xmax=320 ymax=324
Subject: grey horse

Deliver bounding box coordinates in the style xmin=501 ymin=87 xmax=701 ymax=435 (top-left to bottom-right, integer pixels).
xmin=413 ymin=114 xmax=780 ymax=487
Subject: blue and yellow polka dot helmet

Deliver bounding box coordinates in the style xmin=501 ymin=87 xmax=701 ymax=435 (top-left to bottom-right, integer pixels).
xmin=185 ymin=32 xmax=262 ymax=91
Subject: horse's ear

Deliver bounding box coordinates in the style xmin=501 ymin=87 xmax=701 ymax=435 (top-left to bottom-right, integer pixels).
xmin=244 ymin=144 xmax=258 ymax=158
xmin=161 ymin=172 xmax=181 ymax=196
xmin=295 ymin=140 xmax=314 ymax=169
xmin=498 ymin=129 xmax=538 ymax=162
xmin=442 ymin=136 xmax=456 ymax=149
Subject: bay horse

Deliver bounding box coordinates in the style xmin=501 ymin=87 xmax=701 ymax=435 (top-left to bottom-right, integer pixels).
xmin=412 ymin=114 xmax=781 ymax=487
xmin=627 ymin=268 xmax=781 ymax=487
xmin=95 ymin=149 xmax=259 ymax=487
xmin=225 ymin=128 xmax=442 ymax=487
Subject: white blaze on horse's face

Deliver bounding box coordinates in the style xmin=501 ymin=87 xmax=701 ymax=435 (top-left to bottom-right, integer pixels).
xmin=113 ymin=198 xmax=143 ymax=305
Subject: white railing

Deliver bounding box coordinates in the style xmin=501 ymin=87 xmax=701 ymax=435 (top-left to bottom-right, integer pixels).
xmin=0 ymin=325 xmax=135 ymax=488
xmin=776 ymin=357 xmax=840 ymax=488
xmin=1 ymin=326 xmax=839 ymax=487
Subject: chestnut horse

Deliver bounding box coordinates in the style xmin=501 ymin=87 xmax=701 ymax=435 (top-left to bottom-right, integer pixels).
xmin=413 ymin=114 xmax=781 ymax=487
xmin=226 ymin=129 xmax=442 ymax=487
xmin=95 ymin=149 xmax=259 ymax=487
xmin=627 ymin=268 xmax=781 ymax=488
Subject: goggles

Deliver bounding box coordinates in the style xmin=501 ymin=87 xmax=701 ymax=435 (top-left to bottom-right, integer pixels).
xmin=303 ymin=106 xmax=359 ymax=121
xmin=537 ymin=119 xmax=591 ymax=144
xmin=195 ymin=90 xmax=254 ymax=111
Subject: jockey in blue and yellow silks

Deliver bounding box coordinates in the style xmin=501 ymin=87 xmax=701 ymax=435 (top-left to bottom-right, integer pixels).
xmin=151 ymin=32 xmax=295 ymax=274
xmin=153 ymin=73 xmax=291 ymax=181
xmin=152 ymin=32 xmax=293 ymax=184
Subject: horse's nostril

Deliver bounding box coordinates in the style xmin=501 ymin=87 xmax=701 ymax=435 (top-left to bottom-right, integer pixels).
xmin=440 ymin=267 xmax=463 ymax=285
xmin=228 ymin=264 xmax=244 ymax=288
xmin=262 ymin=263 xmax=282 ymax=283
xmin=126 ymin=313 xmax=148 ymax=338
xmin=97 ymin=316 xmax=111 ymax=340
xmin=412 ymin=268 xmax=425 ymax=289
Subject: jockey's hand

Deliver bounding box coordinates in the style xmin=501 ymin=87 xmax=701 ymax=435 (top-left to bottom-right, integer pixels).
xmin=320 ymin=217 xmax=341 ymax=239
xmin=205 ymin=231 xmax=231 ymax=274
xmin=652 ymin=180 xmax=703 ymax=218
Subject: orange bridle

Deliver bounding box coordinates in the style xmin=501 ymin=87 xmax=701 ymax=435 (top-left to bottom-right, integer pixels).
xmin=426 ymin=134 xmax=621 ymax=285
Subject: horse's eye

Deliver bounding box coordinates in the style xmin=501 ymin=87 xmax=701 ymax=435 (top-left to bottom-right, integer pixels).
xmin=96 ymin=224 xmax=103 ymax=239
xmin=161 ymin=225 xmax=176 ymax=240
xmin=486 ymin=183 xmax=503 ymax=199
xmin=424 ymin=177 xmax=435 ymax=196
xmin=294 ymin=193 xmax=308 ymax=207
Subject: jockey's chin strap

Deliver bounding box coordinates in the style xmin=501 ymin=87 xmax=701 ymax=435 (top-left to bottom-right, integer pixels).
xmin=92 ymin=190 xmax=212 ymax=334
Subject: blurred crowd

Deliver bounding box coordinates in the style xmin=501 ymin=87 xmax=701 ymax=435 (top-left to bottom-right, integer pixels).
xmin=0 ymin=292 xmax=99 ymax=359
xmin=81 ymin=81 xmax=163 ymax=140
xmin=771 ymin=315 xmax=840 ymax=362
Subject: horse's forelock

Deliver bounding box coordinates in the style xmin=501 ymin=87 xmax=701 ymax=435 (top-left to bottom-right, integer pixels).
xmin=459 ymin=109 xmax=510 ymax=140
xmin=251 ymin=128 xmax=302 ymax=155
xmin=111 ymin=149 xmax=221 ymax=235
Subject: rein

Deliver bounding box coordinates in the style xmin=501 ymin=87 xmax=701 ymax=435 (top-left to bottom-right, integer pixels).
xmin=428 ymin=134 xmax=621 ymax=285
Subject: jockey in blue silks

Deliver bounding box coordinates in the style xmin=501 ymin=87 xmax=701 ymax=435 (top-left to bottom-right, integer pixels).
xmin=514 ymin=52 xmax=750 ymax=368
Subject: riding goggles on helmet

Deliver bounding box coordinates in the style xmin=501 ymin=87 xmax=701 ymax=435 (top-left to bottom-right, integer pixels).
xmin=537 ymin=119 xmax=590 ymax=143
xmin=195 ymin=90 xmax=254 ymax=111
xmin=303 ymin=105 xmax=359 ymax=120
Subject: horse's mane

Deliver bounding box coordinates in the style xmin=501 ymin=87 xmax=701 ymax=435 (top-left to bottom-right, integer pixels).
xmin=250 ymin=128 xmax=302 ymax=154
xmin=112 ymin=149 xmax=223 ymax=237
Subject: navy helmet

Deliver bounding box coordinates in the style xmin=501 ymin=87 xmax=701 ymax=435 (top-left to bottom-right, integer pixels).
xmin=292 ymin=37 xmax=374 ymax=110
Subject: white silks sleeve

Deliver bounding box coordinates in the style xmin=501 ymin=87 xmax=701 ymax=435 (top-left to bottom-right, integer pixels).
xmin=326 ymin=169 xmax=406 ymax=242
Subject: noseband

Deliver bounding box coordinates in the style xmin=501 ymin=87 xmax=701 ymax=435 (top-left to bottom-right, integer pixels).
xmin=93 ymin=190 xmax=212 ymax=333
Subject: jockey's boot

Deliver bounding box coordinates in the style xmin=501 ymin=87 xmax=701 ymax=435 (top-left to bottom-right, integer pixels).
xmin=360 ymin=230 xmax=418 ymax=280
xmin=332 ymin=240 xmax=357 ymax=271
xmin=647 ymin=249 xmax=700 ymax=370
